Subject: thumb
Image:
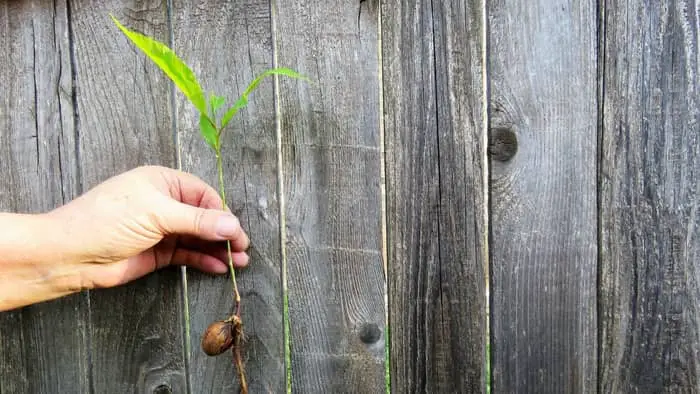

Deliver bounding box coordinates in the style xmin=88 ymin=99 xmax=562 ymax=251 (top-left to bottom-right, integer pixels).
xmin=157 ymin=199 xmax=250 ymax=250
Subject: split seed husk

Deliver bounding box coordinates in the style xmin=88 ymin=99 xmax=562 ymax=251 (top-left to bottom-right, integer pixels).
xmin=201 ymin=319 xmax=234 ymax=356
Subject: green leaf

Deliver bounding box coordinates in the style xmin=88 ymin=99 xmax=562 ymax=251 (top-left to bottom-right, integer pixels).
xmin=111 ymin=15 xmax=208 ymax=118
xmin=220 ymin=96 xmax=249 ymax=131
xmin=199 ymin=113 xmax=218 ymax=150
xmin=210 ymin=94 xmax=226 ymax=117
xmin=220 ymin=67 xmax=311 ymax=129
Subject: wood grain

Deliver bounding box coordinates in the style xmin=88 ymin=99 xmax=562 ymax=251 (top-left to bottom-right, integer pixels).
xmin=381 ymin=0 xmax=489 ymax=392
xmin=487 ymin=0 xmax=598 ymax=392
xmin=0 ymin=2 xmax=87 ymax=393
xmin=69 ymin=2 xmax=186 ymax=392
xmin=382 ymin=1 xmax=487 ymax=393
xmin=170 ymin=0 xmax=285 ymax=392
xmin=599 ymin=0 xmax=700 ymax=391
xmin=274 ymin=0 xmax=386 ymax=391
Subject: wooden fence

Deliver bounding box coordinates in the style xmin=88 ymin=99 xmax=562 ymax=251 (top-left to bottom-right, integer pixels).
xmin=0 ymin=0 xmax=698 ymax=393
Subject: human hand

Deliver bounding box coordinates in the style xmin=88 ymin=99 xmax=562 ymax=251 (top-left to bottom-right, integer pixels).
xmin=46 ymin=165 xmax=249 ymax=289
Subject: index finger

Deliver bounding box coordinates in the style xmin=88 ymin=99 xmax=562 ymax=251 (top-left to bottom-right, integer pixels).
xmin=164 ymin=168 xmax=229 ymax=211
xmin=160 ymin=168 xmax=249 ymax=250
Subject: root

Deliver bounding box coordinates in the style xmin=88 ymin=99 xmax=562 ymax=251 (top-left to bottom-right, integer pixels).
xmin=230 ymin=315 xmax=248 ymax=394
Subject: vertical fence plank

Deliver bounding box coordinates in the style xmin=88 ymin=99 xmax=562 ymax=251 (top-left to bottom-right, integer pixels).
xmin=599 ymin=0 xmax=700 ymax=391
xmin=381 ymin=0 xmax=489 ymax=392
xmin=273 ymin=0 xmax=386 ymax=391
xmin=69 ymin=2 xmax=186 ymax=392
xmin=488 ymin=0 xmax=598 ymax=392
xmin=0 ymin=2 xmax=87 ymax=393
xmin=170 ymin=1 xmax=285 ymax=392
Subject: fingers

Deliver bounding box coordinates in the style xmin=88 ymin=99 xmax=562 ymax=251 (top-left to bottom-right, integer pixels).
xmin=198 ymin=245 xmax=249 ymax=268
xmin=171 ymin=248 xmax=249 ymax=272
xmin=169 ymin=235 xmax=251 ymax=269
xmin=89 ymin=247 xmax=249 ymax=288
xmin=161 ymin=168 xmax=227 ymax=211
xmin=84 ymin=256 xmax=154 ymax=288
xmin=177 ymin=236 xmax=240 ymax=263
xmin=157 ymin=199 xmax=250 ymax=251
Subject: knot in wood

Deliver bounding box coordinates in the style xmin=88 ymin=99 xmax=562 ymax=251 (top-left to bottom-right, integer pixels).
xmin=488 ymin=127 xmax=518 ymax=162
xmin=153 ymin=384 xmax=172 ymax=394
xmin=358 ymin=323 xmax=381 ymax=344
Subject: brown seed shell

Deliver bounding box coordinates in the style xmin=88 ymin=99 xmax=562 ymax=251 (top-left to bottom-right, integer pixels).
xmin=201 ymin=320 xmax=234 ymax=356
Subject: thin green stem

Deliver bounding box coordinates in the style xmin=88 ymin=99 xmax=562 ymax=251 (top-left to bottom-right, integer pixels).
xmin=216 ymin=144 xmax=241 ymax=314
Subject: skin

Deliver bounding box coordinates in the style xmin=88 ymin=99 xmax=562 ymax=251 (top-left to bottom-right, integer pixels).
xmin=0 ymin=165 xmax=250 ymax=312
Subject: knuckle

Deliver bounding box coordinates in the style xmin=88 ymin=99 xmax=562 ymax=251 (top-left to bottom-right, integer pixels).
xmin=193 ymin=209 xmax=207 ymax=234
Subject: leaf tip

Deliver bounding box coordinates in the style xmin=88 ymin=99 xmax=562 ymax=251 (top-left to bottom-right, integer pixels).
xmin=109 ymin=13 xmax=122 ymax=27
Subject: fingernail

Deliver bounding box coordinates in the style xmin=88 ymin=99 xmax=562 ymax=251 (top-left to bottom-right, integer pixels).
xmin=216 ymin=215 xmax=240 ymax=238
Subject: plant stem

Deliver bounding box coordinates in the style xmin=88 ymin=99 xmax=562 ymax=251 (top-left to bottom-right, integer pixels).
xmin=216 ymin=144 xmax=247 ymax=393
xmin=215 ymin=146 xmax=241 ymax=315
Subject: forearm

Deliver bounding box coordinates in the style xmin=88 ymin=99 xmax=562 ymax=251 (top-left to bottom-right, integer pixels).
xmin=0 ymin=212 xmax=82 ymax=311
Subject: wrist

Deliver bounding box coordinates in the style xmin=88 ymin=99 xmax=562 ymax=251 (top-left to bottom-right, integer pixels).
xmin=0 ymin=212 xmax=84 ymax=311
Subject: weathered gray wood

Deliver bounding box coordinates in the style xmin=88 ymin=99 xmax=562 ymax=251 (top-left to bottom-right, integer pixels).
xmin=381 ymin=0 xmax=489 ymax=392
xmin=487 ymin=0 xmax=598 ymax=392
xmin=274 ymin=0 xmax=386 ymax=391
xmin=170 ymin=1 xmax=285 ymax=392
xmin=0 ymin=2 xmax=88 ymax=393
xmin=599 ymin=0 xmax=700 ymax=391
xmin=69 ymin=3 xmax=186 ymax=392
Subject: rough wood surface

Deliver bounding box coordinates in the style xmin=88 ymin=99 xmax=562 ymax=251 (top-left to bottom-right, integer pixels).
xmin=0 ymin=2 xmax=86 ymax=393
xmin=3 ymin=1 xmax=698 ymax=393
xmin=274 ymin=0 xmax=387 ymax=391
xmin=381 ymin=0 xmax=489 ymax=392
xmin=487 ymin=0 xmax=598 ymax=392
xmin=599 ymin=0 xmax=700 ymax=391
xmin=69 ymin=2 xmax=186 ymax=392
xmin=170 ymin=1 xmax=285 ymax=392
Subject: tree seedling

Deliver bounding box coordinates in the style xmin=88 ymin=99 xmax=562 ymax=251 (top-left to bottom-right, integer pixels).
xmin=111 ymin=15 xmax=309 ymax=394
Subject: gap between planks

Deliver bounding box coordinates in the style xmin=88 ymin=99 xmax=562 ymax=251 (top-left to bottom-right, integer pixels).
xmin=376 ymin=3 xmax=390 ymax=393
xmin=481 ymin=0 xmax=492 ymax=391
xmin=163 ymin=0 xmax=193 ymax=390
xmin=163 ymin=0 xmax=194 ymax=389
xmin=269 ymin=1 xmax=292 ymax=393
